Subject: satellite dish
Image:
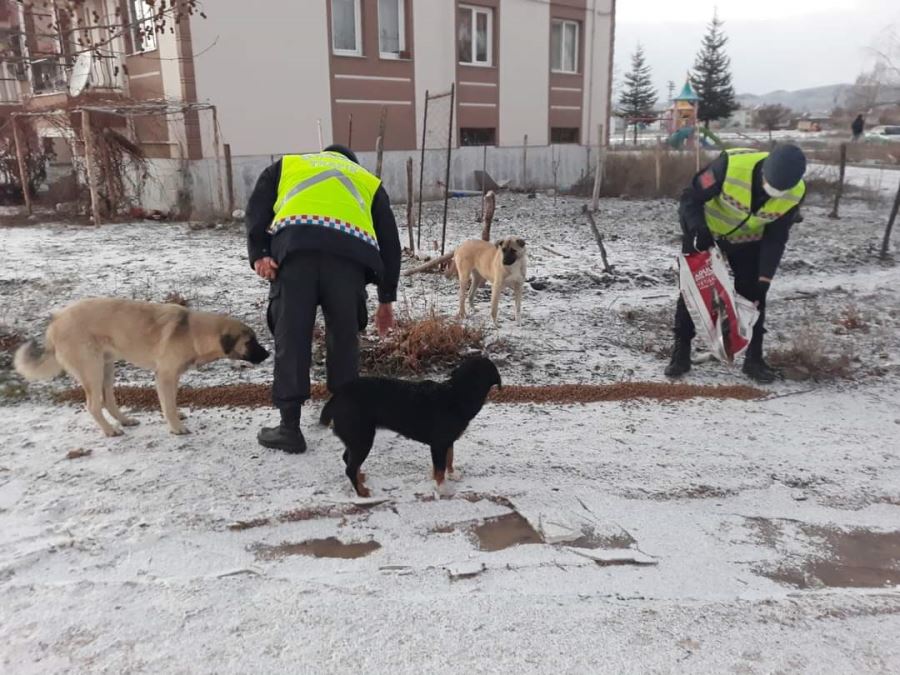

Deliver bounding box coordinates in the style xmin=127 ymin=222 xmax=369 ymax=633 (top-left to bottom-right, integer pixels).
xmin=68 ymin=52 xmax=93 ymax=97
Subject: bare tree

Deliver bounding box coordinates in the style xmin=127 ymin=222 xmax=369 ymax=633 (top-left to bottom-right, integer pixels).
xmin=2 ymin=1 xmax=207 ymax=74
xmin=755 ymin=104 xmax=792 ymax=141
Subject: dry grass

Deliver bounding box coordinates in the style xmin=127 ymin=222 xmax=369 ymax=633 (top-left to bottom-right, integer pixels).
xmin=358 ymin=311 xmax=485 ymax=376
xmin=836 ymin=304 xmax=868 ymax=332
xmin=768 ymin=329 xmax=853 ymax=381
xmin=569 ymin=150 xmax=700 ymax=199
xmin=162 ymin=291 xmax=189 ymax=307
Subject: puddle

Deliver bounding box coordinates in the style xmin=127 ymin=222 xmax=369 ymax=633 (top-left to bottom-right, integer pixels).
xmin=472 ymin=512 xmax=543 ymax=552
xmin=759 ymin=526 xmax=900 ymax=589
xmin=253 ymin=537 xmax=381 ymax=560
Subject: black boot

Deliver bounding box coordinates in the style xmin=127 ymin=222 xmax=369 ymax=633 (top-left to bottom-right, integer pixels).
xmin=258 ymin=407 xmax=307 ymax=454
xmin=664 ymin=339 xmax=692 ymax=378
xmin=742 ymin=354 xmax=780 ymax=384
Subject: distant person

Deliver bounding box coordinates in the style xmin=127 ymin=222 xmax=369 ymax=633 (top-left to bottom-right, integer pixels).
xmin=851 ymin=114 xmax=865 ymax=141
xmin=665 ymin=144 xmax=807 ymax=384
xmin=246 ymin=145 xmax=401 ymax=454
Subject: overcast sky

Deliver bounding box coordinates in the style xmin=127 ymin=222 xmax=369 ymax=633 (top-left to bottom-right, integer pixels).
xmin=614 ymin=0 xmax=900 ymax=97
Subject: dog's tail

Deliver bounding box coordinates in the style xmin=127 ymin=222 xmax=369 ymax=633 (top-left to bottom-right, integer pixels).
xmin=14 ymin=331 xmax=62 ymax=382
xmin=319 ymin=396 xmax=336 ymax=427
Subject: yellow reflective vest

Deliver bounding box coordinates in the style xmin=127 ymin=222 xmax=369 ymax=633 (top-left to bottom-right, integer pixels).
xmin=268 ymin=152 xmax=381 ymax=250
xmin=703 ymin=148 xmax=805 ymax=243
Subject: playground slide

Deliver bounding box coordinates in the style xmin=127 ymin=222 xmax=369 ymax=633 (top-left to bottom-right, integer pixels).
xmin=667 ymin=126 xmax=722 ymax=149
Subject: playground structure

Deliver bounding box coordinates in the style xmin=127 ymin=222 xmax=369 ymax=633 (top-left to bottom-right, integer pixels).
xmin=619 ymin=77 xmax=721 ymax=149
xmin=665 ymin=77 xmax=720 ymax=149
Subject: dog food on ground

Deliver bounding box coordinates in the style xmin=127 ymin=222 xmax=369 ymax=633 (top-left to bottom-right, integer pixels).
xmin=55 ymin=381 xmax=765 ymax=410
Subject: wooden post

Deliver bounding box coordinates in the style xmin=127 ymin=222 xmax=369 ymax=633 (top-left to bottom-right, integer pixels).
xmin=522 ymin=133 xmax=528 ymax=191
xmin=405 ymin=156 xmax=415 ymax=252
xmin=828 ymin=142 xmax=847 ymax=219
xmin=224 ymin=143 xmax=235 ymax=215
xmin=591 ymin=123 xmax=604 ymax=211
xmin=881 ymin=178 xmax=900 ymax=259
xmin=82 ymin=109 xmax=102 ymax=225
xmin=11 ymin=115 xmax=32 ymax=216
xmin=375 ymin=136 xmax=384 ymax=178
xmin=583 ymin=205 xmax=612 ymax=273
xmin=439 ymin=83 xmax=455 ymax=256
xmin=347 ymin=113 xmax=353 ymax=148
xmin=694 ymin=127 xmax=702 ymax=171
xmin=316 ymin=119 xmax=323 ymax=151
xmin=654 ymin=137 xmax=662 ymax=194
xmin=480 ymin=143 xmax=487 ymax=219
xmin=416 ymin=90 xmax=429 ymax=250
xmin=212 ymin=106 xmax=225 ymax=215
xmin=481 ymin=190 xmax=495 ymax=241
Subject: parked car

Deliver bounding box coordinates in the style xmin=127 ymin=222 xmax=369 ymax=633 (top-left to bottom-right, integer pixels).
xmin=866 ymin=125 xmax=900 ymax=140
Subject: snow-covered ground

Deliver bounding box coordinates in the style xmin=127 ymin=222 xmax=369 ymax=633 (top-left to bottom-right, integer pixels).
xmin=1 ymin=193 xmax=899 ymax=673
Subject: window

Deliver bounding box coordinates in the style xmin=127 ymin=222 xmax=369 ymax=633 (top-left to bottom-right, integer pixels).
xmin=128 ymin=0 xmax=157 ymax=53
xmin=458 ymin=5 xmax=492 ymax=66
xmin=460 ymin=128 xmax=496 ymax=146
xmin=551 ymin=127 xmax=580 ymax=144
xmin=551 ymin=19 xmax=578 ymax=73
xmin=332 ymin=0 xmax=362 ymax=56
xmin=378 ymin=0 xmax=406 ymax=58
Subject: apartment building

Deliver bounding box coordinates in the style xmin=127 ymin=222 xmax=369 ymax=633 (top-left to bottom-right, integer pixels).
xmin=0 ymin=0 xmax=202 ymax=162
xmin=190 ymin=0 xmax=616 ymax=156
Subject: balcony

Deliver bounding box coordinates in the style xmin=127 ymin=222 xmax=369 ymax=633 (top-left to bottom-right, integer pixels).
xmin=0 ymin=61 xmax=22 ymax=104
xmin=29 ymin=54 xmax=125 ymax=97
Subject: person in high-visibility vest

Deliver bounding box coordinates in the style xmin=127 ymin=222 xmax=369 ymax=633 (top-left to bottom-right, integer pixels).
xmin=665 ymin=143 xmax=807 ymax=383
xmin=246 ymin=145 xmax=401 ymax=453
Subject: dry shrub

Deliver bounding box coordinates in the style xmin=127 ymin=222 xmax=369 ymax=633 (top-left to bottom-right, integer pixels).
xmin=768 ymin=329 xmax=852 ymax=381
xmin=0 ymin=327 xmax=25 ymax=353
xmin=836 ymin=304 xmax=868 ymax=332
xmin=596 ymin=151 xmax=700 ymax=199
xmin=360 ymin=311 xmax=484 ymax=376
xmin=162 ymin=291 xmax=189 ymax=307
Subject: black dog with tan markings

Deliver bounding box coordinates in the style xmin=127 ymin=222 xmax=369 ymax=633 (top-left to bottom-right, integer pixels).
xmin=319 ymin=356 xmax=501 ymax=496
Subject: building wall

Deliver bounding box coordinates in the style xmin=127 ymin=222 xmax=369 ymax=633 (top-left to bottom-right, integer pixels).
xmin=327 ymin=0 xmax=418 ymax=152
xmin=582 ymin=0 xmax=615 ymax=146
xmin=191 ymin=0 xmax=332 ymax=156
xmin=188 ymin=0 xmax=613 ymax=156
xmin=412 ymin=0 xmax=457 ymax=147
xmin=499 ymin=0 xmax=549 ymax=146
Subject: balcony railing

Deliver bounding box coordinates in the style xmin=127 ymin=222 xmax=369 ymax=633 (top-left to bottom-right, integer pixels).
xmin=29 ymin=54 xmax=124 ymax=96
xmin=0 ymin=61 xmax=22 ymax=103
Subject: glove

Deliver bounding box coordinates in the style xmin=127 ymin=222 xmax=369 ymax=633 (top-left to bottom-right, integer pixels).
xmin=694 ymin=225 xmax=714 ymax=252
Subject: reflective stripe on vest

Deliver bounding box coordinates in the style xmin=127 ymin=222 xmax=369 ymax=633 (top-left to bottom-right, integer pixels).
xmin=703 ymin=148 xmax=805 ymax=242
xmin=268 ymin=152 xmax=381 ymax=250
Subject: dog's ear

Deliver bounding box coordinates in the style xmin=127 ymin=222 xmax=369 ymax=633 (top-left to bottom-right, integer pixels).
xmin=220 ymin=333 xmax=238 ymax=355
xmin=494 ymin=239 xmax=503 ymax=248
xmin=516 ymin=238 xmax=526 ymax=248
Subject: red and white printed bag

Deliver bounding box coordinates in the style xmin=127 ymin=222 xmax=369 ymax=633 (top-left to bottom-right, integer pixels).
xmin=678 ymin=247 xmax=759 ymax=363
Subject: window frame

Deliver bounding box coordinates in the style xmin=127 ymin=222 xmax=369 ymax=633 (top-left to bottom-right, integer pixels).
xmin=127 ymin=0 xmax=158 ymax=55
xmin=378 ymin=0 xmax=407 ymax=59
xmin=332 ymin=0 xmax=363 ymax=57
xmin=458 ymin=4 xmax=493 ymax=67
xmin=551 ymin=19 xmax=579 ymax=74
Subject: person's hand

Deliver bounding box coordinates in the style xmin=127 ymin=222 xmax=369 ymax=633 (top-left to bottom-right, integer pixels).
xmin=254 ymin=256 xmax=278 ymax=281
xmin=375 ymin=303 xmax=394 ymax=337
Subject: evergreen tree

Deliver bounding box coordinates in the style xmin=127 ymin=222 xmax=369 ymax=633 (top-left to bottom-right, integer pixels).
xmin=691 ymin=10 xmax=739 ymax=127
xmin=618 ymin=44 xmax=658 ymax=144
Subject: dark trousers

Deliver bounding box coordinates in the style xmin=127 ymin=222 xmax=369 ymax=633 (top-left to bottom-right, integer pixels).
xmin=674 ymin=242 xmax=767 ymax=358
xmin=267 ymin=251 xmax=367 ymax=411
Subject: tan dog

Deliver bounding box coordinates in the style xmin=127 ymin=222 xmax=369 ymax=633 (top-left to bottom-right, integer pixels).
xmin=453 ymin=237 xmax=527 ymax=325
xmin=14 ymin=298 xmax=269 ymax=437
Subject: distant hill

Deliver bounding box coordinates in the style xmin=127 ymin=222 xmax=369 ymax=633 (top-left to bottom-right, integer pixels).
xmin=737 ymin=84 xmax=853 ymax=113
